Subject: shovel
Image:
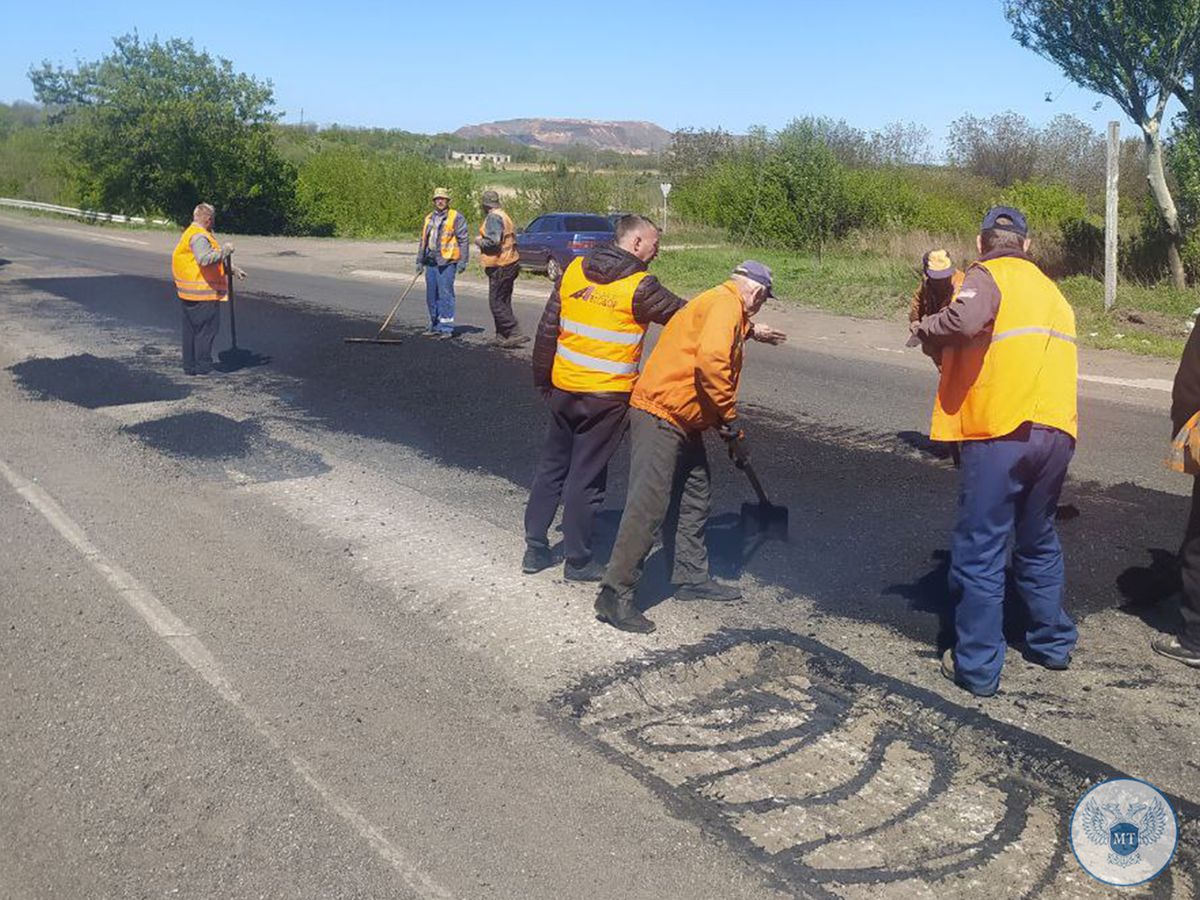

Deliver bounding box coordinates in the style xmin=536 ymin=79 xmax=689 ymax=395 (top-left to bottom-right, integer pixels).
xmin=729 ymin=437 xmax=789 ymax=542
xmin=217 ymin=253 xmax=270 ymax=371
xmin=344 ymin=271 xmax=421 ymax=344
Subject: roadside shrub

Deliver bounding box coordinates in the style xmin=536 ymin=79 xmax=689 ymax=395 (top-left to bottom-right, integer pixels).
xmin=999 ymin=180 xmax=1089 ymax=234
xmin=295 ymin=146 xmax=475 ymax=238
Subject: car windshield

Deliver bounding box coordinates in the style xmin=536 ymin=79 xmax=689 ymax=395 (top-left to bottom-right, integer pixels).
xmin=563 ymin=215 xmax=613 ymax=232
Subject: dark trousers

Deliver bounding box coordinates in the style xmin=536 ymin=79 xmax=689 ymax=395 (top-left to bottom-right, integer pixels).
xmin=524 ymin=389 xmax=630 ymax=565
xmin=949 ymin=423 xmax=1078 ymax=693
xmin=1178 ymin=477 xmax=1200 ymax=650
xmin=486 ymin=263 xmax=521 ymax=337
xmin=180 ymin=300 xmax=220 ymax=372
xmin=601 ymin=408 xmax=711 ymax=600
xmin=424 ymin=264 xmax=457 ymax=333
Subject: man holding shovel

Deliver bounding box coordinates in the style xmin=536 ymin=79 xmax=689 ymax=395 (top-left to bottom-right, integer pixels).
xmin=170 ymin=202 xmax=246 ymax=375
xmin=595 ymin=261 xmax=786 ymax=634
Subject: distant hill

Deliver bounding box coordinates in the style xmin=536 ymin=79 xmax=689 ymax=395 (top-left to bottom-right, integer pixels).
xmin=453 ymin=118 xmax=671 ymax=155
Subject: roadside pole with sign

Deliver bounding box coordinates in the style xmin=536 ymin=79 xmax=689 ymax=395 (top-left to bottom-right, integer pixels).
xmin=660 ymin=182 xmax=672 ymax=235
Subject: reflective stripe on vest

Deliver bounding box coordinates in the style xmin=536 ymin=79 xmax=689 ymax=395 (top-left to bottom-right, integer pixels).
xmin=551 ymin=256 xmax=649 ymax=393
xmin=423 ymin=209 xmax=462 ymax=262
xmin=171 ymin=224 xmax=227 ymax=302
xmin=479 ymin=208 xmax=519 ymax=268
xmin=930 ymin=256 xmax=1078 ymax=442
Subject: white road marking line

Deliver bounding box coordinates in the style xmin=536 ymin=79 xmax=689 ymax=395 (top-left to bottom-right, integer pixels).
xmin=1079 ymin=373 xmax=1172 ymax=392
xmin=47 ymin=225 xmax=148 ymax=246
xmin=0 ymin=456 xmax=454 ymax=900
xmin=350 ymin=268 xmax=407 ymax=281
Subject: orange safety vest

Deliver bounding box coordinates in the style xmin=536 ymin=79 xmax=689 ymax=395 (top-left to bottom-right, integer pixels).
xmin=171 ymin=224 xmax=228 ymax=302
xmin=421 ymin=208 xmax=463 ymax=263
xmin=552 ymin=257 xmax=649 ymax=394
xmin=930 ymin=256 xmax=1077 ymax=442
xmin=479 ymin=207 xmax=519 ymax=268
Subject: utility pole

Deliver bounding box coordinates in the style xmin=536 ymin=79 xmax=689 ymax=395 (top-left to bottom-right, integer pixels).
xmin=1105 ymin=120 xmax=1119 ymax=312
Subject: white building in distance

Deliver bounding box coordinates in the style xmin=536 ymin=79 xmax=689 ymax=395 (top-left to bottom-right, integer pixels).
xmin=450 ymin=150 xmax=512 ymax=167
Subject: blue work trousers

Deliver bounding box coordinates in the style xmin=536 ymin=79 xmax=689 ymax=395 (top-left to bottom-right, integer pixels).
xmin=425 ymin=264 xmax=457 ymax=333
xmin=950 ymin=423 xmax=1078 ymax=693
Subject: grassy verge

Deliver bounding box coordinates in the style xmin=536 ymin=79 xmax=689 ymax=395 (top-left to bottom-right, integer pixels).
xmin=655 ymin=240 xmax=1195 ymax=358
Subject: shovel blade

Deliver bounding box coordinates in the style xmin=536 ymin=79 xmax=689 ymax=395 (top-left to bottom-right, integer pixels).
xmin=740 ymin=500 xmax=789 ymax=542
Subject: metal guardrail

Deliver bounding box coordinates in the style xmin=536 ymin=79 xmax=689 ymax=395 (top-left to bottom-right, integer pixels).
xmin=0 ymin=197 xmax=169 ymax=226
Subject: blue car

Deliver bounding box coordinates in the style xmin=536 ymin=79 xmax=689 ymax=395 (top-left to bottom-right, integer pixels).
xmin=516 ymin=212 xmax=616 ymax=281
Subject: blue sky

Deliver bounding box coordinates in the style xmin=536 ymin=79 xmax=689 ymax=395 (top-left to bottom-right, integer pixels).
xmin=0 ymin=1 xmax=1142 ymax=143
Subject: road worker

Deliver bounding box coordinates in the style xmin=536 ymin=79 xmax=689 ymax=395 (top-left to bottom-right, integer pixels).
xmin=416 ymin=187 xmax=469 ymax=337
xmin=595 ymin=261 xmax=786 ymax=634
xmin=1156 ymin=323 xmax=1200 ymax=667
xmin=523 ymin=214 xmax=687 ymax=581
xmin=909 ymin=249 xmax=964 ymax=370
xmin=911 ymin=206 xmax=1078 ymax=696
xmin=476 ymin=189 xmax=528 ymax=348
xmin=170 ymin=202 xmax=245 ymax=375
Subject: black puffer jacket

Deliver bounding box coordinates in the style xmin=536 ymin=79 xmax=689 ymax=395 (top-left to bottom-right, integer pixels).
xmin=531 ymin=244 xmax=686 ymax=392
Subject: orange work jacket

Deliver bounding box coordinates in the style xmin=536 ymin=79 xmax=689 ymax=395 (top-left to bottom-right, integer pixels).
xmin=631 ymin=279 xmax=749 ymax=432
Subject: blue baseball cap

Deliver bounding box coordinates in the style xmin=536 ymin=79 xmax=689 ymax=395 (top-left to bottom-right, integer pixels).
xmin=982 ymin=205 xmax=1028 ymax=237
xmin=734 ymin=260 xmax=774 ymax=297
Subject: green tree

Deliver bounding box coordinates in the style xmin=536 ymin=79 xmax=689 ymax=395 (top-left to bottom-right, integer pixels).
xmin=1005 ymin=0 xmax=1200 ymax=288
xmin=30 ymin=32 xmax=299 ymax=233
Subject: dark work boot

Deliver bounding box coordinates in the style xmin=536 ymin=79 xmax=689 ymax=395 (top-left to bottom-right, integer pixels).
xmin=1152 ymin=635 xmax=1200 ymax=668
xmin=594 ymin=587 xmax=656 ymax=634
xmin=674 ymin=578 xmax=742 ymax=602
xmin=522 ymin=544 xmax=553 ymax=574
xmin=564 ymin=558 xmax=605 ymax=582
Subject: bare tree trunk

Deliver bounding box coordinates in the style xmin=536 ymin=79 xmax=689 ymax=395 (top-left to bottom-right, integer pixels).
xmin=1143 ymin=120 xmax=1188 ymax=289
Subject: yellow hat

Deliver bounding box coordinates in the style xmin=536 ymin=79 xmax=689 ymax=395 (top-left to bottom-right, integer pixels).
xmin=432 ymin=187 xmax=451 ymax=200
xmin=923 ymin=249 xmax=955 ymax=279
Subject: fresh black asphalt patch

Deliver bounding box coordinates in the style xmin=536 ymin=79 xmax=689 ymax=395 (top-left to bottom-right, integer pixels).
xmin=122 ymin=411 xmax=329 ymax=483
xmin=9 ymin=353 xmax=190 ymax=409
xmin=23 ymin=272 xmax=1193 ymax=648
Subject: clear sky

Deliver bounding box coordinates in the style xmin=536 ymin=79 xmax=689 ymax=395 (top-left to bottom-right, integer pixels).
xmin=0 ymin=0 xmax=1142 ymax=144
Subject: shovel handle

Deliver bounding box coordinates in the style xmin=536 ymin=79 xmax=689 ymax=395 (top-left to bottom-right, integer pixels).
xmin=740 ymin=460 xmax=772 ymax=506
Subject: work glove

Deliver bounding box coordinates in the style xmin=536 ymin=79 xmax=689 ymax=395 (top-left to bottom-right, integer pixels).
xmin=456 ymin=260 xmax=468 ymax=275
xmin=221 ymin=243 xmax=235 ymax=259
xmin=232 ymin=265 xmax=248 ymax=280
xmin=718 ymin=420 xmax=749 ymax=467
xmin=415 ymin=259 xmax=425 ymax=274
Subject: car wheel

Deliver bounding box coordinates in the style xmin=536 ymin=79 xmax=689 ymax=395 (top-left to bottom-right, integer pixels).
xmin=546 ymin=257 xmax=563 ymax=282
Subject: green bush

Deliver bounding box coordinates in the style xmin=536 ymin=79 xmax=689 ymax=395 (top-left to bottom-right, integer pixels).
xmin=999 ymin=180 xmax=1088 ymax=234
xmin=295 ymin=146 xmax=476 ymax=238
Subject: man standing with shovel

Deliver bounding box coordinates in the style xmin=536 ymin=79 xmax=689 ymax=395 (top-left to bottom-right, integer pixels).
xmin=170 ymin=202 xmax=245 ymax=375
xmin=595 ymin=261 xmax=786 ymax=633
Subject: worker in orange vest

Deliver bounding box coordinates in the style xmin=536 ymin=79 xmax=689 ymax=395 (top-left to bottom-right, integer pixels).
xmin=910 ymin=206 xmax=1078 ymax=697
xmin=476 ymin=190 xmax=528 ymax=348
xmin=170 ymin=202 xmax=245 ymax=375
xmin=595 ymin=261 xmax=786 ymax=633
xmin=417 ymin=187 xmax=469 ymax=337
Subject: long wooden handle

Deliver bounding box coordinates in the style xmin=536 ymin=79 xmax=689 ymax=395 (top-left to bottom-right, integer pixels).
xmin=374 ymin=271 xmax=422 ymax=337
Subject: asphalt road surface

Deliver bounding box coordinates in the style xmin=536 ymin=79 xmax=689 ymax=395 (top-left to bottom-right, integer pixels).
xmin=1 ymin=214 xmax=1197 ymax=899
